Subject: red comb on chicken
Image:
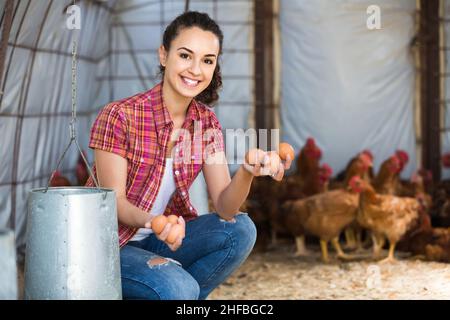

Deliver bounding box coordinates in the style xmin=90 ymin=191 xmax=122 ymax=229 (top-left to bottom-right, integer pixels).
xmin=320 ymin=163 xmax=333 ymax=178
xmin=442 ymin=153 xmax=450 ymax=168
xmin=358 ymin=152 xmax=373 ymax=171
xmin=50 ymin=171 xmax=71 ymax=187
xmin=305 ymin=137 xmax=315 ymax=148
xmin=318 ymin=163 xmax=333 ymax=186
xmin=361 ymin=149 xmax=374 ymax=162
xmin=304 ymin=138 xmax=322 ymax=160
xmin=396 ymin=150 xmax=409 ymax=172
xmin=387 ymin=155 xmax=401 ymax=174
xmin=349 ymin=175 xmax=363 ymax=193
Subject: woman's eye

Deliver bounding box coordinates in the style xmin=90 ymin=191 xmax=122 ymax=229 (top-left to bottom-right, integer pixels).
xmin=204 ymin=59 xmax=214 ymax=65
xmin=180 ymin=53 xmax=189 ymax=59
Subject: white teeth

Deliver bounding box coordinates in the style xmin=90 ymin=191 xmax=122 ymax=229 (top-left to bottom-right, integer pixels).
xmin=182 ymin=77 xmax=199 ymax=86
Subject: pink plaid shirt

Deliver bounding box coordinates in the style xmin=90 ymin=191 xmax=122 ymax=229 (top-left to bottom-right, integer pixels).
xmin=85 ymin=83 xmax=224 ymax=248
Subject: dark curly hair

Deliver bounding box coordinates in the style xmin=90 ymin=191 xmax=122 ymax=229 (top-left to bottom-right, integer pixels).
xmin=159 ymin=11 xmax=223 ymax=105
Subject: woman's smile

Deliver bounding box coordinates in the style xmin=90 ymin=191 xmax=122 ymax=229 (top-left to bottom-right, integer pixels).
xmin=180 ymin=75 xmax=201 ymax=88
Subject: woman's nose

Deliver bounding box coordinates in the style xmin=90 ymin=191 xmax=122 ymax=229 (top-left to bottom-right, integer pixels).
xmin=189 ymin=60 xmax=201 ymax=76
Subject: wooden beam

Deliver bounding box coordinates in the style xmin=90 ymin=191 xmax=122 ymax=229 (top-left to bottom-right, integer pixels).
xmin=0 ymin=0 xmax=14 ymax=95
xmin=254 ymin=0 xmax=274 ymax=150
xmin=420 ymin=0 xmax=441 ymax=180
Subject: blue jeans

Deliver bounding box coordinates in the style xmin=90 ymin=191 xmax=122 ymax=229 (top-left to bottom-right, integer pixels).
xmin=120 ymin=212 xmax=257 ymax=300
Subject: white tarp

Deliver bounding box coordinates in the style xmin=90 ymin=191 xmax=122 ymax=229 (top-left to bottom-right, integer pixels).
xmin=0 ymin=0 xmax=114 ymax=259
xmin=280 ymin=0 xmax=417 ymax=178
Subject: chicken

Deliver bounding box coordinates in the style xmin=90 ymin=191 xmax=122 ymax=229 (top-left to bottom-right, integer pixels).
xmin=332 ymin=151 xmax=374 ymax=250
xmin=245 ymin=176 xmax=276 ymax=249
xmin=276 ymin=137 xmax=322 ymax=202
xmin=373 ymin=154 xmax=401 ymax=195
xmin=411 ymin=171 xmax=433 ymax=210
xmin=425 ymin=243 xmax=450 ymax=262
xmin=442 ymin=152 xmax=450 ymax=167
xmin=276 ymin=174 xmax=306 ymax=204
xmin=333 ymin=149 xmax=374 ymax=188
xmin=394 ymin=168 xmax=435 ymax=257
xmin=352 ymin=176 xmax=420 ymax=263
xmin=396 ymin=171 xmax=433 ymax=254
xmin=265 ymin=138 xmax=323 ymax=250
xmin=296 ymin=137 xmax=322 ymax=177
xmin=272 ymin=154 xmax=328 ymax=257
xmin=393 ymin=150 xmax=414 ymax=196
xmin=76 ymin=150 xmax=90 ymax=186
xmin=241 ymin=197 xmax=271 ymax=251
xmin=281 ymin=173 xmax=360 ymax=263
xmin=424 ymin=228 xmax=450 ymax=262
xmin=437 ymin=153 xmax=450 ymax=227
xmin=369 ymin=153 xmax=414 ymax=255
xmin=438 ymin=197 xmax=450 ymax=228
xmin=279 ymin=137 xmax=322 ymax=201
xmin=394 ymin=168 xmax=433 ymax=200
xmin=49 ymin=171 xmax=71 ymax=187
xmin=318 ymin=163 xmax=333 ymax=192
xmin=285 ymin=163 xmax=334 ymax=257
xmin=397 ymin=227 xmax=450 ymax=262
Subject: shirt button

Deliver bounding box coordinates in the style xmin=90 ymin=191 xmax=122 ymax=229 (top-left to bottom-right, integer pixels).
xmin=140 ymin=158 xmax=144 ymax=163
xmin=182 ymin=191 xmax=186 ymax=196
xmin=175 ymin=170 xmax=180 ymax=176
xmin=175 ymin=147 xmax=179 ymax=152
xmin=189 ymin=206 xmax=193 ymax=211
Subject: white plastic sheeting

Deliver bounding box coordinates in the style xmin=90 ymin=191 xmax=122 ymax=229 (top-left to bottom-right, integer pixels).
xmin=279 ymin=0 xmax=417 ymax=177
xmin=0 ymin=0 xmax=114 ymax=259
xmin=0 ymin=0 xmax=254 ymax=258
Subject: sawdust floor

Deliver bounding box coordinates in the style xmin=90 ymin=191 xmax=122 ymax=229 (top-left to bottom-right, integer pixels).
xmin=208 ymin=241 xmax=450 ymax=300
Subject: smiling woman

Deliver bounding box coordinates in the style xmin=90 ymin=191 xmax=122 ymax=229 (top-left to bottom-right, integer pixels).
xmin=85 ymin=11 xmax=290 ymax=301
xmin=159 ymin=26 xmax=220 ymax=115
xmin=158 ymin=11 xmax=223 ymax=106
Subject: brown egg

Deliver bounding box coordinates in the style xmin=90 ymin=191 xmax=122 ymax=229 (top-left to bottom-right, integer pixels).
xmin=279 ymin=142 xmax=295 ymax=161
xmin=268 ymin=151 xmax=281 ymax=174
xmin=166 ymin=224 xmax=184 ymax=244
xmin=151 ymin=215 xmax=168 ymax=234
xmin=245 ymin=148 xmax=265 ymax=165
xmin=167 ymin=215 xmax=179 ymax=225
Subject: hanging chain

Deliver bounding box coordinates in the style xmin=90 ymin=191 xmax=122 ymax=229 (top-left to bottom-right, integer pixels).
xmin=44 ymin=20 xmax=102 ymax=194
xmin=70 ymin=39 xmax=77 ymax=140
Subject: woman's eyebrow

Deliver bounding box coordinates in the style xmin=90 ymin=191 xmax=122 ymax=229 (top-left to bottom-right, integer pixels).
xmin=177 ymin=47 xmax=217 ymax=58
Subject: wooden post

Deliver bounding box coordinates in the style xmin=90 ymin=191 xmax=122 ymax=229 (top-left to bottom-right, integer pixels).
xmin=0 ymin=0 xmax=14 ymax=96
xmin=254 ymin=0 xmax=275 ymax=150
xmin=420 ymin=0 xmax=441 ymax=180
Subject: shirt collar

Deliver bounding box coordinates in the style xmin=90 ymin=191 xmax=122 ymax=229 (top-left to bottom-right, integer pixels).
xmin=149 ymin=82 xmax=201 ymax=130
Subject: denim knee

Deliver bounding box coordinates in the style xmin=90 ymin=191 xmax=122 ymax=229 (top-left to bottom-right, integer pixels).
xmin=231 ymin=213 xmax=257 ymax=253
xmin=160 ymin=273 xmax=200 ymax=300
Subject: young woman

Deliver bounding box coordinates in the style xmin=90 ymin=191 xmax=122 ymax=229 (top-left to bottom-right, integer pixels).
xmin=86 ymin=11 xmax=291 ymax=300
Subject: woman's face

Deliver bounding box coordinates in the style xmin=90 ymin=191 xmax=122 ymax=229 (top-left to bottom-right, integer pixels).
xmin=159 ymin=26 xmax=220 ymax=101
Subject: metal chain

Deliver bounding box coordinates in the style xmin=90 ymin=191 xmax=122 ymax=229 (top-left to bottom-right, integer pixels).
xmin=70 ymin=39 xmax=77 ymax=139
xmin=44 ymin=25 xmax=102 ymax=194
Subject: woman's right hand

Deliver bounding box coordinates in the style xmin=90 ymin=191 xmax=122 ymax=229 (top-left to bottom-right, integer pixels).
xmin=145 ymin=215 xmax=186 ymax=251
